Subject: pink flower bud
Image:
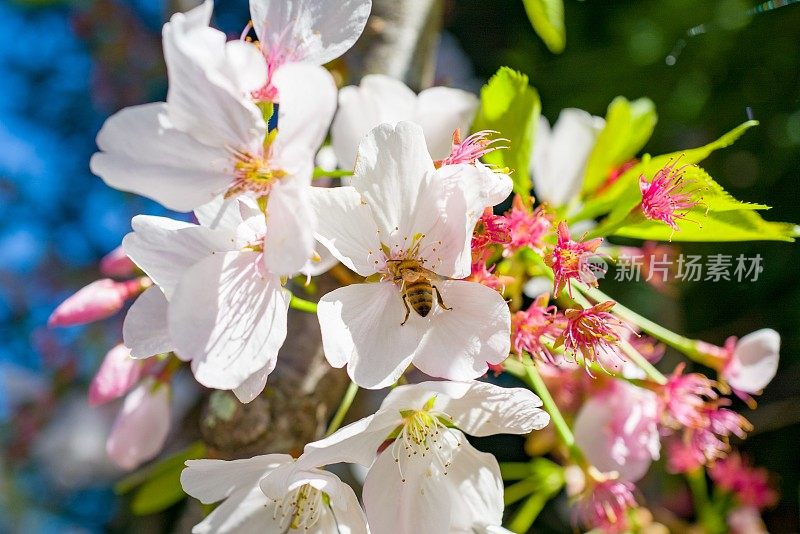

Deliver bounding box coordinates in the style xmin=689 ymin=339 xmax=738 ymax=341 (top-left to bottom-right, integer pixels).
xmin=723 ymin=329 xmax=780 ymax=395
xmin=106 ymin=378 xmax=170 ymax=470
xmin=48 ymin=278 xmax=147 ymax=327
xmin=574 ymin=381 xmax=661 ymax=482
xmin=88 ymin=344 xmax=144 ymax=406
xmin=99 ymin=246 xmax=136 ymax=278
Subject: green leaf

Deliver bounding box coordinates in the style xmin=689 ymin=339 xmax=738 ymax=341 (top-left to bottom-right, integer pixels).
xmin=130 ymin=465 xmax=189 ymax=516
xmin=581 ymin=96 xmax=657 ymax=195
xmin=472 ymin=67 xmax=541 ymax=201
xmin=612 ymin=209 xmax=798 ymax=242
xmin=115 ymin=441 xmax=207 ymax=495
xmin=575 ymin=120 xmax=760 ymax=222
xmin=521 ymin=0 xmax=566 ymax=53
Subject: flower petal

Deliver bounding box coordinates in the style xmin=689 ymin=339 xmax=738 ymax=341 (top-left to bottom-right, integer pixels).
xmin=308 ymin=186 xmax=382 ymax=277
xmin=382 ymin=381 xmax=548 ymax=437
xmin=317 ymin=282 xmax=425 ymax=389
xmin=232 ymin=363 xmax=271 ymax=404
xmin=362 ymin=448 xmax=451 ymax=534
xmin=350 ymin=122 xmax=437 ymax=251
xmin=181 ymin=454 xmax=291 ymax=504
xmin=106 ymin=379 xmax=170 ymax=470
xmin=261 ymin=181 xmax=316 ymax=276
xmin=88 ymin=344 xmax=143 ymax=406
xmin=272 ymin=63 xmax=337 ymax=153
xmin=123 ymin=286 xmax=174 ymax=358
xmin=332 ymin=75 xmax=417 ymax=170
xmin=529 ymin=109 xmax=603 ymax=207
xmin=727 ymin=328 xmax=781 ymax=394
xmin=169 ymin=251 xmax=290 ymax=389
xmin=413 ymin=86 xmax=479 ymax=160
xmin=412 ymin=280 xmax=511 ymax=381
xmin=299 ymin=410 xmax=401 ymax=469
xmin=249 ymin=0 xmax=372 ymax=65
xmin=163 ymin=5 xmax=266 ymax=150
xmin=123 ymin=215 xmax=235 ymax=298
xmin=190 ymin=486 xmax=280 ymax=534
xmin=443 ymin=439 xmax=504 ymax=532
xmin=90 ymin=103 xmax=231 ymax=211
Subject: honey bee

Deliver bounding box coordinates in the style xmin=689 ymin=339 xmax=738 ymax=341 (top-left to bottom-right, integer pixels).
xmin=386 ymin=259 xmax=452 ymax=325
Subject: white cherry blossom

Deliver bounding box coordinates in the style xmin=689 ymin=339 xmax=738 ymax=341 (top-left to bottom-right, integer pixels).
xmin=311 ymin=122 xmax=512 ymax=389
xmin=529 ymin=108 xmax=604 ymax=207
xmin=181 ymin=454 xmax=368 ymax=534
xmin=332 ymin=74 xmax=479 ymax=170
xmin=249 ymin=0 xmax=372 ymax=102
xmin=90 ymin=0 xmax=336 ymax=256
xmin=122 ymin=197 xmax=291 ymax=395
xmin=298 ymin=381 xmax=549 ymax=534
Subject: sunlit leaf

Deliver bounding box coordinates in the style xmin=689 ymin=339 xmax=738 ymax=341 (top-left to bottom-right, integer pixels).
xmin=472 ymin=67 xmax=541 ymax=201
xmin=522 ymin=0 xmax=566 ymax=53
xmin=612 ymin=209 xmax=798 ymax=242
xmin=581 ymin=96 xmax=657 ymax=195
xmin=130 ymin=466 xmax=188 ymax=516
xmin=576 ymin=120 xmax=760 ymax=221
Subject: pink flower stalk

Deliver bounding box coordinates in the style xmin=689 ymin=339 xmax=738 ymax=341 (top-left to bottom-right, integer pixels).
xmin=99 ymin=246 xmax=137 ymax=278
xmin=555 ymin=301 xmax=626 ymax=370
xmin=48 ymin=278 xmax=150 ymax=328
xmin=638 ymin=161 xmax=701 ymax=231
xmin=576 ymin=478 xmax=637 ymax=533
xmin=503 ymin=195 xmax=553 ymax=255
xmin=698 ymin=329 xmax=781 ymax=404
xmin=547 ymin=222 xmax=603 ymax=296
xmin=661 ymin=363 xmax=718 ymax=428
xmin=435 ymin=129 xmax=506 ymax=167
xmin=88 ymin=344 xmax=146 ymax=406
xmin=511 ymin=294 xmax=563 ymax=363
xmin=709 ymin=452 xmax=778 ymax=509
xmin=106 ymin=378 xmax=170 ymax=470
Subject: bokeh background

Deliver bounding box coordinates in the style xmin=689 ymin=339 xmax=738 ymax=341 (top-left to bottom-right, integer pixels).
xmin=0 ymin=0 xmax=798 ymax=532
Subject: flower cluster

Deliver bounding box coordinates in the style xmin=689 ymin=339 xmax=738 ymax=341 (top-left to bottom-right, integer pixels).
xmin=42 ymin=1 xmax=790 ymax=532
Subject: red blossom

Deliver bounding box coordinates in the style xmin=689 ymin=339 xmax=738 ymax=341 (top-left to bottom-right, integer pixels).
xmin=511 ymin=294 xmax=563 ymax=363
xmin=638 ymin=161 xmax=701 ymax=232
xmin=555 ymin=301 xmax=625 ymax=371
xmin=503 ymin=195 xmax=552 ymax=255
xmin=547 ymin=222 xmax=603 ymax=297
xmin=435 ymin=129 xmax=506 ymax=167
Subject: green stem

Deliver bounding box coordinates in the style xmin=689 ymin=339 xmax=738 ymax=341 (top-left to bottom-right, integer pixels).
xmin=576 ymin=284 xmax=700 ymax=359
xmin=289 ymin=295 xmax=318 ymax=314
xmin=519 ymin=356 xmax=585 ymax=465
xmin=325 ymin=381 xmax=359 ymax=436
xmin=686 ymin=469 xmax=726 ymax=534
xmin=619 ymin=339 xmax=668 ymax=385
xmin=313 ymin=168 xmax=354 ymax=179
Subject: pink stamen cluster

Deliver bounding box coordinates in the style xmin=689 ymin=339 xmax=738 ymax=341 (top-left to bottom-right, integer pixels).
xmin=555 ymin=301 xmax=625 ymax=370
xmin=511 ymin=294 xmax=563 ymax=363
xmin=662 ymin=365 xmax=752 ymax=472
xmin=709 ymin=452 xmax=778 ymax=509
xmin=435 ymin=129 xmax=506 ymax=167
xmin=504 ymin=195 xmax=553 ymax=256
xmin=638 ymin=161 xmax=701 ymax=231
xmin=577 ymin=479 xmax=637 ymax=534
xmin=547 ymin=222 xmax=603 ymax=296
xmin=471 ymin=208 xmax=511 ymax=259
